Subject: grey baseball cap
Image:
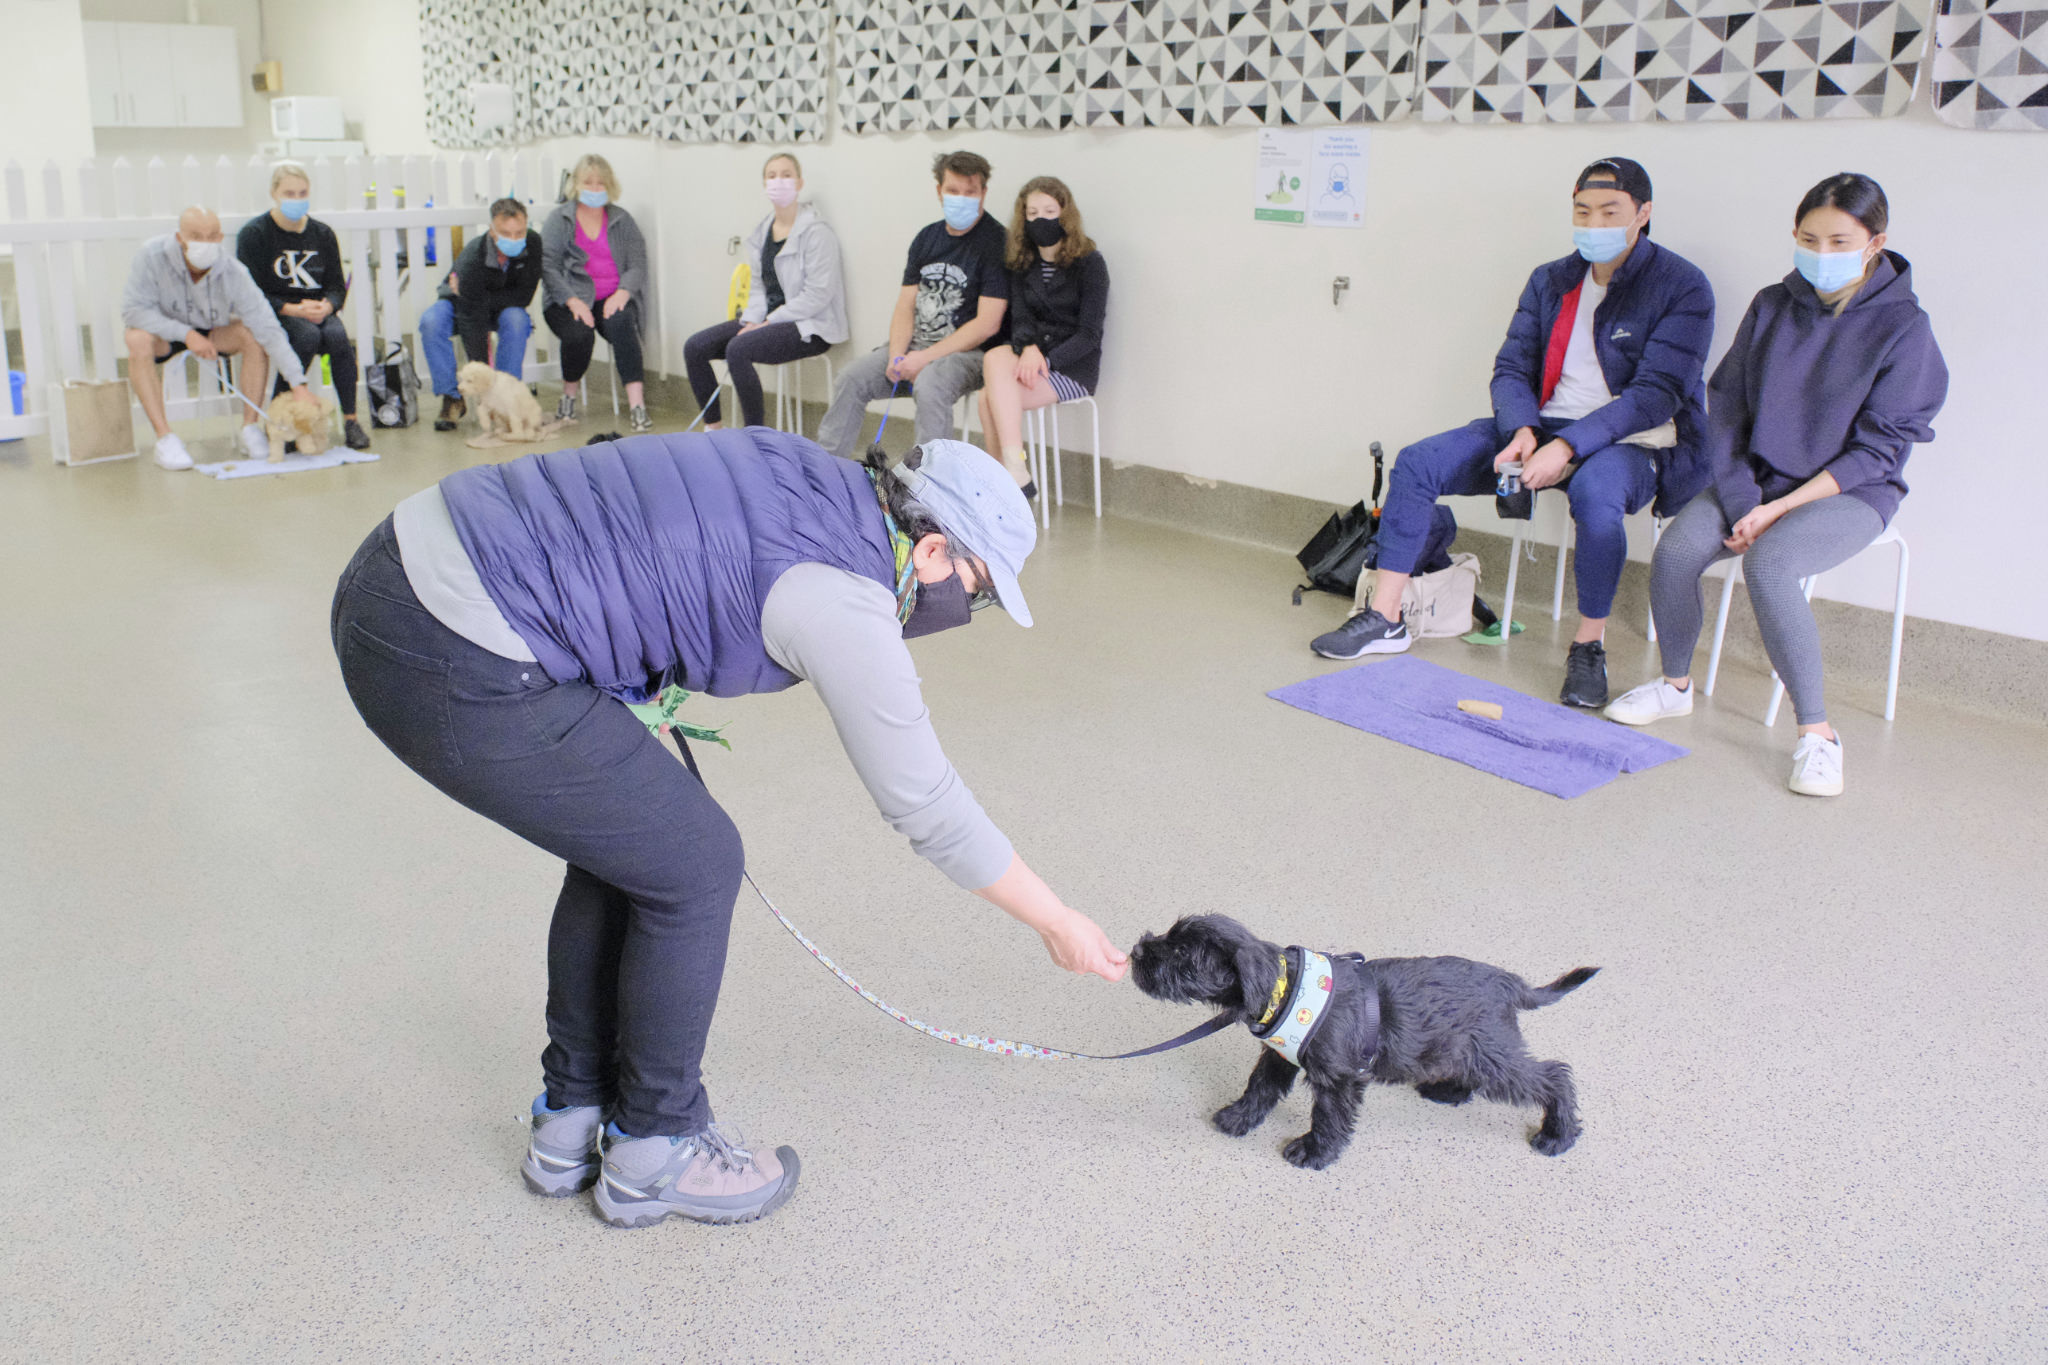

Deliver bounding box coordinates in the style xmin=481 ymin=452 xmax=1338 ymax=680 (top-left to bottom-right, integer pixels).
xmin=896 ymin=439 xmax=1037 ymax=627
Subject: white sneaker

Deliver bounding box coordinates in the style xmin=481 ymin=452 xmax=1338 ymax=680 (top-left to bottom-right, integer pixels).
xmin=237 ymin=424 xmax=271 ymax=461
xmin=1788 ymin=733 xmax=1844 ymax=797
xmin=1604 ymin=679 xmax=1694 ymax=726
xmin=152 ymin=433 xmax=194 ymax=471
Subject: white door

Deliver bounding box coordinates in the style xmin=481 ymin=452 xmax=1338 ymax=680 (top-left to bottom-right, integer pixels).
xmin=118 ymin=25 xmax=178 ymax=127
xmin=170 ymin=26 xmax=243 ymax=128
xmin=82 ymin=23 xmax=126 ymax=126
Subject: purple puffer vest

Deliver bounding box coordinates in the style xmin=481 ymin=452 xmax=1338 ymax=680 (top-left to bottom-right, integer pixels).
xmin=439 ymin=427 xmax=894 ymax=700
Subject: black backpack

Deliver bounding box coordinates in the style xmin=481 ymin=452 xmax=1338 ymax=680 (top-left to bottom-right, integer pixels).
xmin=1293 ymin=443 xmax=1460 ymax=604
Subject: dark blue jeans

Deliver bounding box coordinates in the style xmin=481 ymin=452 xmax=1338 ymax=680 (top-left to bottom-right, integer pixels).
xmin=330 ymin=518 xmax=740 ymax=1136
xmin=1378 ymin=417 xmax=1658 ymax=620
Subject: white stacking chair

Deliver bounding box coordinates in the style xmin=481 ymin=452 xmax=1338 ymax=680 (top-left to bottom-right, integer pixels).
xmin=1703 ymin=523 xmax=1909 ymax=724
xmin=762 ymin=351 xmax=834 ymax=437
xmin=1021 ymin=395 xmax=1104 ymax=531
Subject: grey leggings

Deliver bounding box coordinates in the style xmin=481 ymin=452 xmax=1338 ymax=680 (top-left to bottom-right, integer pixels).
xmin=1650 ymin=490 xmax=1884 ymax=726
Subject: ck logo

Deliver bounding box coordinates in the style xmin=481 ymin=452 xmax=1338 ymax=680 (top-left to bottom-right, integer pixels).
xmin=273 ymin=250 xmax=320 ymax=290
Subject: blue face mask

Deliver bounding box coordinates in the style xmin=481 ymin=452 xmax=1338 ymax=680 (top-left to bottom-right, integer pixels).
xmin=1794 ymin=245 xmax=1867 ymax=293
xmin=495 ymin=234 xmax=526 ymax=257
xmin=941 ymin=194 xmax=981 ymax=232
xmin=1573 ymin=225 xmax=1629 ymax=264
xmin=578 ymin=188 xmax=608 ymax=209
xmin=278 ymin=197 xmax=311 ymax=222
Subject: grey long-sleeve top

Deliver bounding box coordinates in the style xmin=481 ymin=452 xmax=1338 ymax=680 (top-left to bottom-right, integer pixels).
xmin=392 ymin=488 xmax=1014 ymax=889
xmin=121 ymin=234 xmax=308 ymax=386
xmin=539 ymin=201 xmax=651 ymax=309
xmin=739 ymin=206 xmax=851 ymax=345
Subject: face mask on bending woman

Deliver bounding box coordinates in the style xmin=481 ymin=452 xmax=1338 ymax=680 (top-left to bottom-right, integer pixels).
xmin=902 ymin=571 xmax=975 ymax=639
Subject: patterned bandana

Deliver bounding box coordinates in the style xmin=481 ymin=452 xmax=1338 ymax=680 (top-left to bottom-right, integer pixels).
xmin=869 ymin=469 xmax=917 ymax=626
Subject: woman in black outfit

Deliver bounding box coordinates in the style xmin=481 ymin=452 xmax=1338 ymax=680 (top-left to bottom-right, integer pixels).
xmin=235 ymin=161 xmax=370 ymax=449
xmin=978 ymin=177 xmax=1108 ymax=494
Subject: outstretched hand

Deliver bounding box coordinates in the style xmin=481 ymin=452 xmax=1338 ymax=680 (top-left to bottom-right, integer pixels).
xmin=1040 ymin=909 xmax=1129 ymax=982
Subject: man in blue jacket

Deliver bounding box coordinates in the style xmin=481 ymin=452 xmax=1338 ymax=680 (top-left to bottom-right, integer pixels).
xmin=1313 ymin=158 xmax=1715 ymax=708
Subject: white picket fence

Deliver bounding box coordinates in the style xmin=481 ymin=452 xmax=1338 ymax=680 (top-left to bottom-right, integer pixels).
xmin=0 ymin=150 xmax=561 ymax=448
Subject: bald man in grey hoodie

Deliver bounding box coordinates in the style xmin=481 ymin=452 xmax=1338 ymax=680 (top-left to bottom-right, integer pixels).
xmin=123 ymin=206 xmax=315 ymax=471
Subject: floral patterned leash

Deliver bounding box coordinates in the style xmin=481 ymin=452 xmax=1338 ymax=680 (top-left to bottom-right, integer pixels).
xmin=647 ymin=669 xmax=1236 ymax=1061
xmin=743 ymin=872 xmax=1235 ymax=1061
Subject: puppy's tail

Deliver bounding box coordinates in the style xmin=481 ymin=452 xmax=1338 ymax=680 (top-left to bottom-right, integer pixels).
xmin=1519 ymin=967 xmax=1599 ymax=1009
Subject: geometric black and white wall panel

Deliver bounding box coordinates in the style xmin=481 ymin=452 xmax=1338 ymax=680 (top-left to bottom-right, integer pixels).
xmin=422 ymin=0 xmax=538 ymax=147
xmin=1080 ymin=1 xmax=1420 ymax=128
xmin=1932 ymin=0 xmax=2048 ymax=128
xmin=836 ymin=1 xmax=1081 ymax=133
xmin=1420 ymin=0 xmax=1929 ymax=122
xmin=651 ymin=1 xmax=830 ymax=142
xmin=530 ymin=0 xmax=653 ymax=137
xmin=1638 ymin=0 xmax=1931 ymax=121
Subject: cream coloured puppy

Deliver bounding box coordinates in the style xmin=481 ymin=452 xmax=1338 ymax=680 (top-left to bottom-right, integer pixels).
xmin=458 ymin=360 xmax=545 ymax=442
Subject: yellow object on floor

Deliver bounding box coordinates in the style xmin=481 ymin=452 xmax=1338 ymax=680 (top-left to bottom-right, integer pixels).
xmin=1457 ymin=699 xmax=1505 ymax=720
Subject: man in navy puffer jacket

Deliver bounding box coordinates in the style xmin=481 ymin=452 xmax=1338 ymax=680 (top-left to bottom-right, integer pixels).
xmin=1313 ymin=158 xmax=1715 ymax=709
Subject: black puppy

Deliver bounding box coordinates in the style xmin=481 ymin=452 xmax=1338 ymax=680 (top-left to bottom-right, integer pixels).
xmin=1129 ymin=915 xmax=1597 ymax=1169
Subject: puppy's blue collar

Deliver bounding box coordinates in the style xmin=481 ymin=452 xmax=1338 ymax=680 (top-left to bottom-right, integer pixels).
xmin=1246 ymin=946 xmax=1335 ymax=1066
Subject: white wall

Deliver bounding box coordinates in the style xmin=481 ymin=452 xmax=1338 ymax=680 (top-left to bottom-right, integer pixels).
xmin=216 ymin=16 xmax=2048 ymax=642
xmin=255 ymin=0 xmax=432 ymax=157
xmin=0 ymin=0 xmax=96 ymax=169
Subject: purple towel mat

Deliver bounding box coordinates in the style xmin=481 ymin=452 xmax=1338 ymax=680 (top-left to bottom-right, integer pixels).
xmin=1268 ymin=655 xmax=1686 ymax=799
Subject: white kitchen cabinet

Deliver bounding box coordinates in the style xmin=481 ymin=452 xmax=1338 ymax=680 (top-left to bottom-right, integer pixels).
xmin=83 ymin=22 xmax=244 ymax=130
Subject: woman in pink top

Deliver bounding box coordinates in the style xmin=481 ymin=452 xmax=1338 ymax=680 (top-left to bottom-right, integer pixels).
xmin=541 ymin=154 xmax=654 ymax=431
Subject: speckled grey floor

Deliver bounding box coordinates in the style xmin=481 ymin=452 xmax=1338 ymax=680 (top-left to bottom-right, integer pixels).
xmin=3 ymin=414 xmax=2044 ymax=1364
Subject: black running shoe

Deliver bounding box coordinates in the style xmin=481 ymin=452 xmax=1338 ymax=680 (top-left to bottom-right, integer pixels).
xmin=1560 ymin=640 xmax=1609 ymax=708
xmin=1311 ymin=609 xmax=1412 ymax=660
xmin=344 ymin=418 xmax=372 ymax=451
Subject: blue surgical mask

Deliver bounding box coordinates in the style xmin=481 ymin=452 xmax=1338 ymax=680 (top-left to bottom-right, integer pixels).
xmin=1573 ymin=225 xmax=1629 ymax=264
xmin=495 ymin=234 xmax=526 ymax=257
xmin=1794 ymin=246 xmax=1866 ymax=293
xmin=941 ymin=194 xmax=981 ymax=232
xmin=578 ymin=188 xmax=609 ymax=209
xmin=278 ymin=197 xmax=311 ymax=222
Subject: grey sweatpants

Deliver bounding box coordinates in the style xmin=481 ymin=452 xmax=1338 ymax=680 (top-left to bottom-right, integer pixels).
xmin=1650 ymin=490 xmax=1885 ymax=726
xmin=815 ymin=346 xmax=982 ymax=460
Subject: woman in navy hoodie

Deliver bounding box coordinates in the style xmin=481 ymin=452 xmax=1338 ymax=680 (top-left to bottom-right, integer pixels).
xmin=1605 ymin=174 xmax=1947 ymax=797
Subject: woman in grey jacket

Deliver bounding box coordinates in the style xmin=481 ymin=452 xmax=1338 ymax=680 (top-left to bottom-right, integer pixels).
xmin=541 ymin=154 xmax=653 ymax=431
xmin=683 ymin=153 xmax=849 ymax=431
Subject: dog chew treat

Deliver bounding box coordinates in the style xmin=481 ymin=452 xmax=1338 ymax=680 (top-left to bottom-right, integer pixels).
xmin=1456 ymin=699 xmax=1505 ymax=720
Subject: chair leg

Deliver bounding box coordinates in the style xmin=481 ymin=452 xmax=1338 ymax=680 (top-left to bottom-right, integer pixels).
xmin=608 ymin=341 xmax=620 ymax=416
xmin=1501 ymin=522 xmax=1524 ymax=637
xmin=1705 ymin=567 xmax=1739 ymax=697
xmin=1647 ymin=516 xmax=1665 ymax=644
xmin=1551 ymin=516 xmax=1571 ymax=622
xmin=1089 ymin=399 xmax=1102 ymax=518
xmin=1886 ymin=538 xmax=1909 ymax=723
xmin=1050 ymin=403 xmax=1064 ymax=508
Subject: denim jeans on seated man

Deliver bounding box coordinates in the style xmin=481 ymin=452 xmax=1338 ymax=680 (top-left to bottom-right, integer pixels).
xmin=420 ymin=298 xmax=532 ymax=397
xmin=815 ymin=347 xmax=983 ymax=460
xmin=1376 ymin=417 xmax=1658 ymax=621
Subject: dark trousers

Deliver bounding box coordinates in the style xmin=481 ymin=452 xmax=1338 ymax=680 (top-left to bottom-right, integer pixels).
xmin=278 ymin=312 xmax=358 ymax=416
xmin=682 ymin=319 xmax=832 ymax=428
xmin=331 ymin=518 xmax=741 ymax=1137
xmin=544 ymin=296 xmax=645 ymax=386
xmin=1379 ymin=417 xmax=1658 ymax=620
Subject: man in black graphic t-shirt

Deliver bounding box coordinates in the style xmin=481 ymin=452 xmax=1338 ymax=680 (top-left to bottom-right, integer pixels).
xmin=816 ymin=150 xmax=1009 ymax=460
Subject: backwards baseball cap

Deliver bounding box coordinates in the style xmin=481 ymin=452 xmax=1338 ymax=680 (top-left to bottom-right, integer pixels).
xmin=896 ymin=439 xmax=1037 ymax=627
xmin=1575 ymin=157 xmax=1653 ymax=206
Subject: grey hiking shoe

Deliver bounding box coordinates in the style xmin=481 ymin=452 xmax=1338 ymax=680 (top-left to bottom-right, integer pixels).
xmin=594 ymin=1121 xmax=800 ymax=1228
xmin=521 ymin=1094 xmax=603 ymax=1197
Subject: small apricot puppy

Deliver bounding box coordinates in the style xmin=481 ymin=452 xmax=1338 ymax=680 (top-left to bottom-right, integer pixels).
xmin=262 ymin=390 xmax=336 ymax=460
xmin=458 ymin=361 xmax=545 ymax=442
